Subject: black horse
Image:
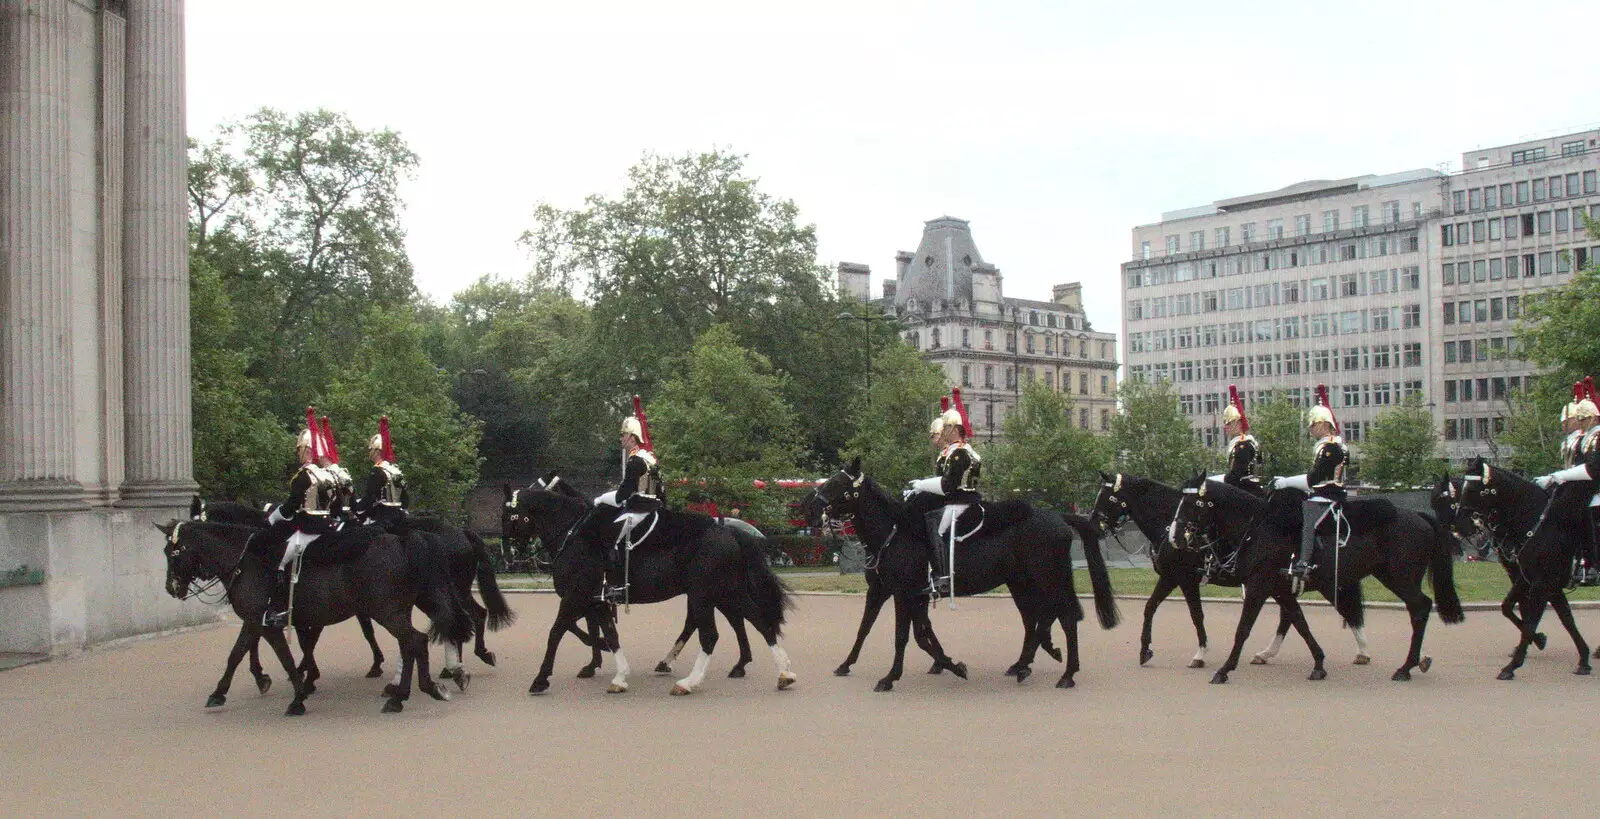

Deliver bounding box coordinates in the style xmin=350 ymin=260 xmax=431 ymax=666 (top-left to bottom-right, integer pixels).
xmin=503 ymin=480 xmax=759 ymax=679
xmin=1431 ymin=469 xmax=1551 ymax=655
xmin=807 ymin=458 xmax=1119 ymax=691
xmin=508 ymin=487 xmax=796 ymax=695
xmin=1172 ymin=476 xmax=1463 ymax=684
xmin=158 ymin=520 xmax=470 ymax=715
xmin=1455 ymin=460 xmax=1594 ymax=678
xmin=1087 ymin=472 xmax=1375 ymax=669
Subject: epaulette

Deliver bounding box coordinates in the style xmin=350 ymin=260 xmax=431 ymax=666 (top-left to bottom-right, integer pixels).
xmin=635 ymin=449 xmax=658 ymax=466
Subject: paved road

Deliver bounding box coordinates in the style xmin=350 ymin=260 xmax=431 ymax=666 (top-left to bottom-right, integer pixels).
xmin=1 ymin=594 xmax=1595 ymax=816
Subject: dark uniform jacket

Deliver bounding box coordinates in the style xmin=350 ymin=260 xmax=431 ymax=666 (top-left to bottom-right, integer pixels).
xmin=275 ymin=463 xmax=339 ymax=538
xmin=936 ymin=442 xmax=982 ymax=505
xmin=616 ymin=449 xmax=664 ymax=513
xmin=1223 ymin=434 xmax=1262 ymax=494
xmin=355 ymin=461 xmax=409 ymax=522
xmin=1307 ymin=435 xmax=1349 ymax=502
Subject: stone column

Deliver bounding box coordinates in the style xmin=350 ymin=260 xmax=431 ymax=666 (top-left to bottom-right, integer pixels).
xmin=0 ymin=0 xmax=87 ymax=512
xmin=119 ymin=0 xmax=195 ymax=507
xmin=98 ymin=6 xmax=127 ymax=504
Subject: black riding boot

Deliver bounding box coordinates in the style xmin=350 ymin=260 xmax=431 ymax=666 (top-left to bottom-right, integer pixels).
xmin=1289 ymin=501 xmax=1325 ymax=587
xmin=262 ymin=569 xmax=291 ymax=628
xmin=1584 ymin=508 xmax=1600 ymax=587
xmin=925 ymin=509 xmax=950 ymax=596
xmin=600 ymin=536 xmax=629 ymax=605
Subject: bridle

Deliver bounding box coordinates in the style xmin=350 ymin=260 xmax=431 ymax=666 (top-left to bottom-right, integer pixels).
xmin=813 ymin=469 xmax=865 ymax=524
xmin=1171 ymin=486 xmax=1218 ymax=553
xmin=165 ymin=522 xmax=251 ymax=605
xmin=1091 ymin=476 xmax=1131 ymax=535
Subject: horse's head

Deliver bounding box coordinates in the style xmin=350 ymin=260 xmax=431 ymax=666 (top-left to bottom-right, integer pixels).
xmin=1170 ymin=474 xmax=1216 ymax=551
xmin=155 ymin=520 xmax=211 ymax=599
xmin=1430 ymin=473 xmax=1475 ymax=537
xmin=189 ymin=495 xmax=205 ymax=521
xmin=1089 ymin=471 xmax=1131 ymax=534
xmin=1457 ymin=457 xmax=1500 ymax=518
xmin=806 ymin=456 xmax=864 ymax=526
xmin=502 ymin=483 xmax=533 ymax=545
xmin=508 ymin=485 xmax=588 ymax=545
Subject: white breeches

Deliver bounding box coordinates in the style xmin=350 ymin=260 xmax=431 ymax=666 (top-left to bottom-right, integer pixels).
xmin=266 ymin=506 xmax=286 ymax=525
xmin=594 ymin=490 xmax=619 ymax=508
xmin=616 ymin=510 xmax=650 ymax=544
xmin=279 ymin=531 xmax=321 ymax=571
xmin=939 ymin=504 xmax=969 ymax=536
xmin=1206 ymin=473 xmax=1225 ymax=482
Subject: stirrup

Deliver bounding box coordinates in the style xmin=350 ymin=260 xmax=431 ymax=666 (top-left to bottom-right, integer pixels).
xmin=262 ymin=609 xmax=289 ymax=629
xmin=597 ymin=584 xmax=628 ymax=605
xmin=926 ymin=575 xmax=951 ymax=598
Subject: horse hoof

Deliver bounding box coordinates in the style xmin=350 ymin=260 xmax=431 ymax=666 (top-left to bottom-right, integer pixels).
xmin=1418 ymin=656 xmax=1432 ymax=673
xmin=477 ymin=651 xmax=497 ymax=667
xmin=607 ymin=683 xmax=629 ymax=694
xmin=873 ymin=680 xmax=893 ymax=692
xmin=452 ymin=672 xmax=471 ymax=692
xmin=1055 ymin=676 xmax=1075 ymax=689
xmin=1210 ymin=671 xmax=1228 ymax=684
xmin=1250 ymin=655 xmax=1268 ymax=665
xmin=439 ymin=668 xmax=453 ymax=680
xmin=728 ymin=666 xmax=746 ymax=679
xmin=254 ymin=675 xmax=272 ymax=695
xmin=576 ymin=666 xmax=597 ymax=679
xmin=777 ymin=673 xmax=796 ymax=691
xmin=1353 ymin=655 xmax=1371 ymax=666
xmin=653 ymin=662 xmax=673 ymax=675
xmin=669 ymin=684 xmax=691 ymax=696
xmin=380 ymin=698 xmax=403 ymax=714
xmin=1188 ymin=659 xmax=1205 ymax=669
xmin=1308 ymin=668 xmax=1328 ymax=681
xmin=205 ymin=694 xmax=226 ymax=708
xmin=1592 ymin=645 xmax=1600 ymax=660
xmin=927 ymin=661 xmax=943 ymax=675
xmin=365 ymin=665 xmax=383 ymax=679
xmin=1535 ymin=633 xmax=1548 ymax=651
xmin=1391 ymin=669 xmax=1411 ymax=682
xmin=1497 ymin=669 xmax=1516 ymax=681
xmin=1015 ymin=666 xmax=1032 ymax=684
xmin=529 ymin=678 xmax=550 ymax=696
xmin=1045 ymin=646 xmax=1063 ymax=663
xmin=1139 ymin=648 xmax=1154 ymax=666
xmin=833 ymin=665 xmax=851 ymax=677
xmin=1575 ymin=666 xmax=1592 ymax=676
xmin=950 ymin=662 xmax=969 ymax=680
xmin=285 ymin=701 xmax=307 ymax=717
xmin=1003 ymin=664 xmax=1020 ymax=677
xmin=382 ymin=684 xmax=400 ymax=698
xmin=424 ymin=684 xmax=451 ymax=701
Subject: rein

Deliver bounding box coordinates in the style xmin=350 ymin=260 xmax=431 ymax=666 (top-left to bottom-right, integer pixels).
xmin=171 ymin=524 xmax=254 ymax=606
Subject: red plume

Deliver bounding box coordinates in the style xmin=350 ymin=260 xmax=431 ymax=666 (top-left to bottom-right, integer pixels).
xmin=632 ymin=395 xmax=653 ymax=452
xmin=1576 ymin=381 xmax=1586 ymax=403
xmin=1317 ymin=384 xmax=1340 ymax=435
xmin=1228 ymin=384 xmax=1249 ymax=433
xmin=951 ymin=388 xmax=972 ymax=438
xmin=320 ymin=416 xmax=340 ymax=465
xmin=940 ymin=396 xmax=950 ymax=413
xmin=380 ymin=416 xmax=394 ymax=463
xmin=1585 ymin=376 xmax=1597 ymax=405
xmin=304 ymin=407 xmax=321 ymax=460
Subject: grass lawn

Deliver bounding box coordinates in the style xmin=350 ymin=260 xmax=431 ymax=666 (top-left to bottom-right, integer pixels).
xmin=496 ymin=563 xmax=1600 ymax=604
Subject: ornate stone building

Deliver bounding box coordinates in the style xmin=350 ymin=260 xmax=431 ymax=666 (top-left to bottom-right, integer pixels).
xmin=1 ymin=0 xmax=207 ymax=657
xmin=839 ymin=217 xmax=1120 ymax=441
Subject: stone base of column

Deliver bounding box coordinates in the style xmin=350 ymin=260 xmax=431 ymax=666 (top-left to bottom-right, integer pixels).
xmin=0 ymin=481 xmax=90 ymax=514
xmin=114 ymin=480 xmax=197 ymax=509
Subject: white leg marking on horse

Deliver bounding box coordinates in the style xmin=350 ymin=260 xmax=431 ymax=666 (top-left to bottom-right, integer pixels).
xmin=1352 ymin=625 xmax=1371 ymax=662
xmin=1255 ymin=632 xmax=1285 ymax=661
xmin=1191 ymin=645 xmax=1207 ymax=664
xmin=676 ymin=650 xmax=712 ymax=693
xmin=445 ymin=643 xmax=463 ymax=671
xmin=608 ymin=649 xmax=631 ymax=692
xmin=391 ymin=668 xmax=403 ymax=687
xmin=771 ymin=643 xmax=797 ymax=689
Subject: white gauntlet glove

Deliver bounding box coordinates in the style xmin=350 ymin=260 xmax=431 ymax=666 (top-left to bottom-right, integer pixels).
xmin=1273 ymin=475 xmax=1310 ymax=492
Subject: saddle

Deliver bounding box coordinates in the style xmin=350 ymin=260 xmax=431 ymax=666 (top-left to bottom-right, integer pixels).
xmin=254 ymin=524 xmax=386 ymax=568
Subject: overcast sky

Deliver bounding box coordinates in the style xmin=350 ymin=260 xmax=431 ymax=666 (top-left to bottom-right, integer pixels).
xmin=187 ymin=0 xmax=1600 ymax=333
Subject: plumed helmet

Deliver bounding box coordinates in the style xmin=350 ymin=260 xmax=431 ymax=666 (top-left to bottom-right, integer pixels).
xmin=621 ymin=415 xmax=644 ymax=440
xmin=1222 ymin=385 xmax=1248 ymax=431
xmin=937 ymin=408 xmax=963 ymax=432
xmin=297 ymin=427 xmax=315 ymax=451
xmin=368 ymin=434 xmax=383 ymax=451
xmin=368 ymin=416 xmax=394 ymax=461
xmin=928 ymin=415 xmax=946 ymax=435
xmin=1575 ymin=376 xmax=1600 ymax=420
xmin=1306 ymin=384 xmax=1337 ymax=431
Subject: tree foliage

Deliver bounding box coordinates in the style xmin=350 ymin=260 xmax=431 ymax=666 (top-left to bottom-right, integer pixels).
xmin=985 ymin=379 xmax=1108 ymax=509
xmin=1497 ymin=376 xmax=1569 ymax=475
xmin=841 ymin=334 xmax=950 ymax=489
xmin=1247 ymin=394 xmax=1310 ymax=481
xmin=1108 ymin=378 xmax=1210 ymax=485
xmin=1520 ymin=217 xmax=1600 ymax=381
xmin=1359 ymin=394 xmax=1443 ymax=488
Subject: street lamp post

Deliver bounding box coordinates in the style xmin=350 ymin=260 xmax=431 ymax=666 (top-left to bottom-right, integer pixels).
xmin=838 ymin=309 xmax=885 ymax=407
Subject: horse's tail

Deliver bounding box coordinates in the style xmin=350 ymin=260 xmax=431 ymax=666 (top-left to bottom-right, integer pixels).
xmin=416 ymin=535 xmax=475 ymax=646
xmin=736 ymin=528 xmax=794 ymax=638
xmin=1428 ymin=515 xmax=1466 ymax=625
xmin=1063 ymin=512 xmax=1120 ymax=630
xmin=466 ymin=529 xmax=516 ymax=630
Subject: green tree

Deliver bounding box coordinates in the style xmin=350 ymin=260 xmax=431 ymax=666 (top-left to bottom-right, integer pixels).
xmin=1359 ymin=394 xmax=1443 ymax=488
xmin=317 ymin=306 xmax=483 ymax=517
xmin=1520 ymin=218 xmax=1600 ymax=381
xmin=1108 ymin=378 xmax=1210 ymax=485
xmin=1497 ymin=376 xmax=1569 ymax=475
xmin=1249 ymin=394 xmax=1311 ymax=481
xmin=649 ymin=325 xmax=803 ymax=523
xmin=985 ymin=379 xmax=1108 ymax=509
xmin=841 ymin=336 xmax=949 ymax=489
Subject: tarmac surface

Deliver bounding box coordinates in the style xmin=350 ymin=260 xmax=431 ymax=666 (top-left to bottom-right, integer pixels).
xmin=2 ymin=592 xmax=1597 ymax=816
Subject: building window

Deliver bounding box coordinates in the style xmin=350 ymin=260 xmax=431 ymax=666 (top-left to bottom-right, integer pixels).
xmin=1215 ymin=227 xmax=1230 ymax=247
xmin=1267 ymin=218 xmax=1284 ymax=239
xmin=1404 ymin=342 xmax=1422 ymax=367
xmin=1079 ymin=373 xmax=1089 ymax=395
xmin=1383 ymin=201 xmax=1401 ymax=224
xmin=1402 ymin=266 xmax=1420 ymax=290
xmin=1443 ymin=302 xmax=1455 ymax=326
xmin=1444 ymin=341 xmax=1457 ymax=363
xmin=1468 ymin=189 xmax=1484 ymax=211
xmin=1563 ymin=140 xmax=1587 ymax=157
xmin=1483 ymin=187 xmax=1498 ymax=209
xmin=1294 ymin=214 xmax=1310 ymax=236
xmin=1352 ymin=205 xmax=1369 ymax=227
xmin=930 ymin=328 xmax=941 ymax=348
xmin=1452 ymin=191 xmax=1467 ymax=214
xmin=1534 ymin=178 xmax=1548 ymax=201
xmin=961 ymin=365 xmax=971 ymax=387
xmin=984 ymin=365 xmax=994 ymax=388
xmin=1165 ymin=235 xmax=1180 ymax=255
xmin=1241 ymin=222 xmax=1256 ymax=242
xmin=1189 ymin=230 xmax=1205 ymax=251
xmin=1101 ymin=375 xmax=1110 ymax=394
xmin=1140 ymin=241 xmax=1151 ymax=260
xmin=1551 ymin=175 xmax=1566 ymax=199
xmin=1321 ymin=210 xmax=1339 ymax=232
xmin=1402 ymin=304 xmax=1420 ymax=329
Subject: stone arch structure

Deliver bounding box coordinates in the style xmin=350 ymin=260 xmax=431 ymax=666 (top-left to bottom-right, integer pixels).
xmin=1 ymin=0 xmax=211 ymax=655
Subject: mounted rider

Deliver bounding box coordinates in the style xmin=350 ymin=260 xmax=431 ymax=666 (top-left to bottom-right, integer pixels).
xmin=262 ymin=407 xmax=341 ymax=628
xmin=1541 ymin=376 xmax=1600 ymax=586
xmin=1274 ymin=385 xmax=1348 ymax=589
xmin=909 ymin=388 xmax=981 ymax=597
xmin=355 ymin=415 xmax=410 ymax=527
xmin=597 ymin=396 xmax=664 ymax=605
xmin=318 ymin=416 xmax=356 ymax=522
xmin=1212 ymin=384 xmax=1263 ymax=495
